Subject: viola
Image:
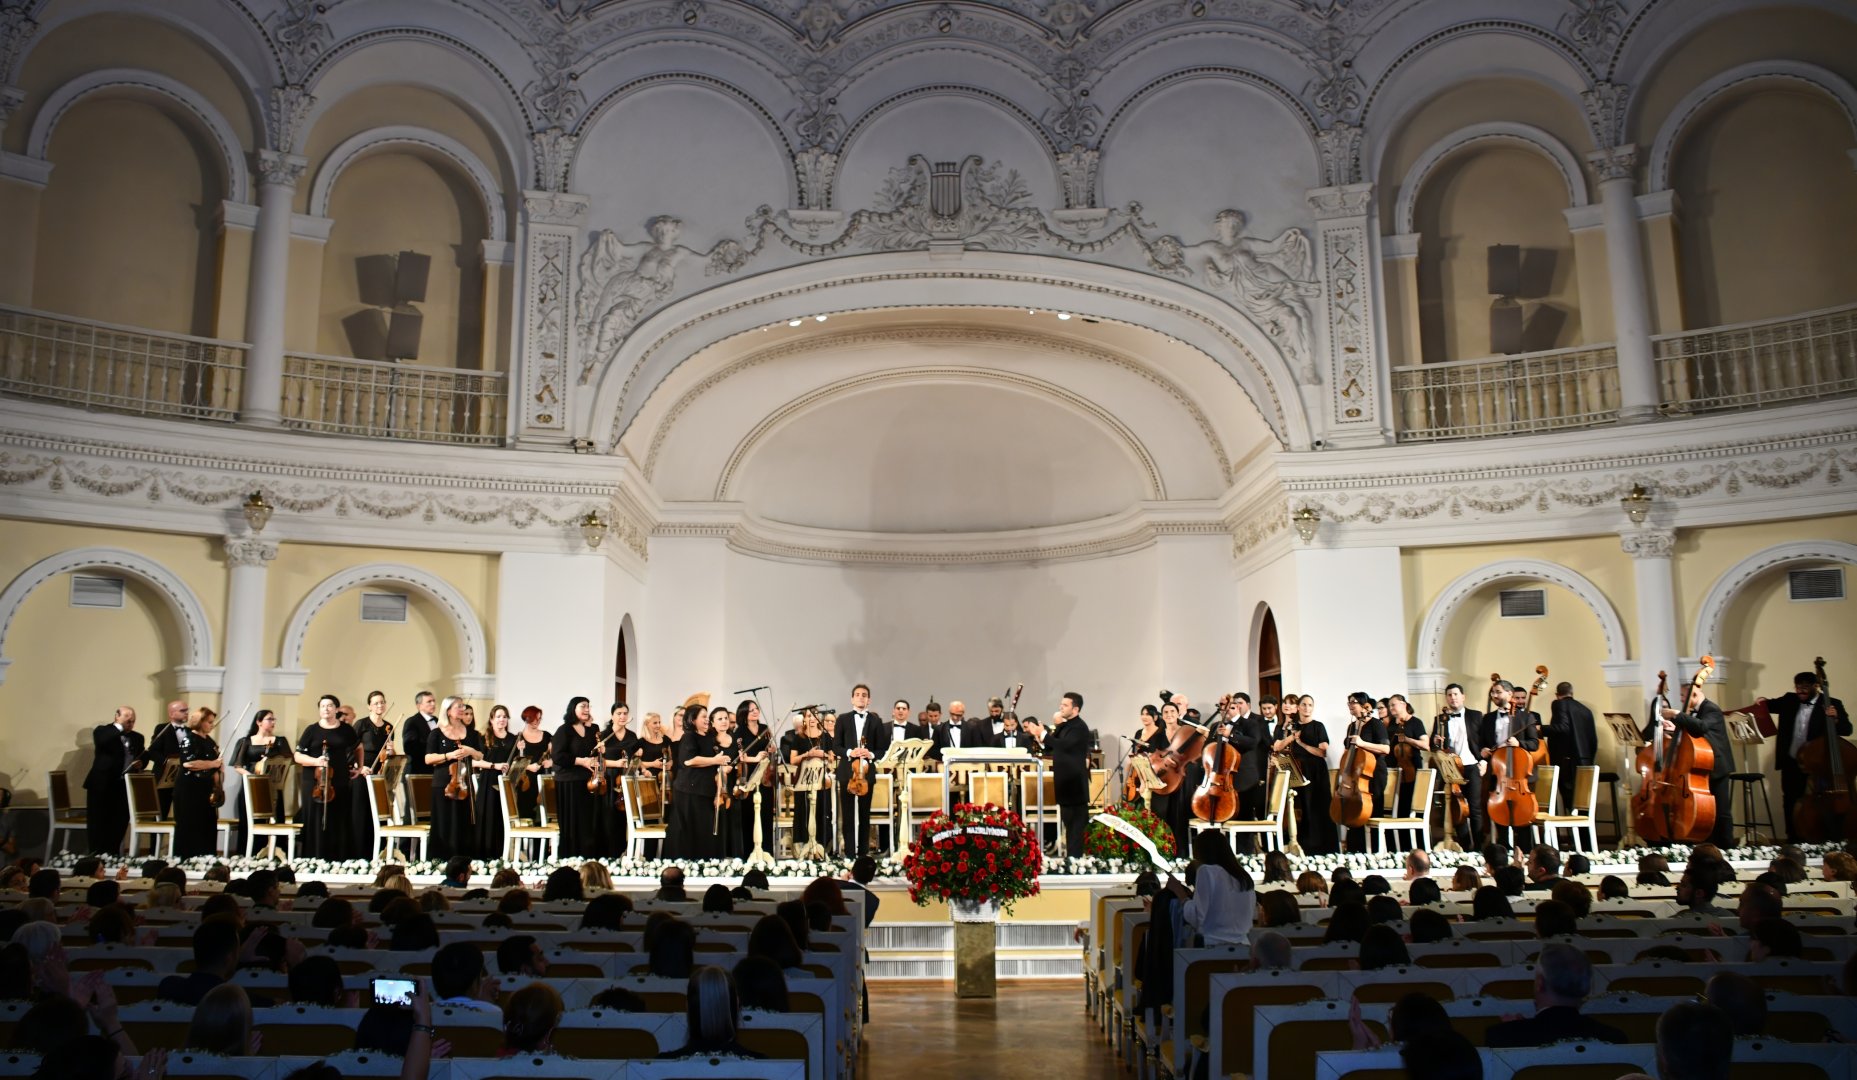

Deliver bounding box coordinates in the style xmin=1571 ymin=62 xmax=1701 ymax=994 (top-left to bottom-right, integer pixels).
xmin=847 ymin=728 xmax=872 ymax=798
xmin=1794 ymin=656 xmax=1857 ymax=842
xmin=1432 ymin=713 xmax=1470 ymax=834
xmin=588 ymin=729 xmax=614 ymax=794
xmin=1487 ymin=666 xmax=1549 ymax=830
xmin=444 ymin=748 xmax=473 ymax=802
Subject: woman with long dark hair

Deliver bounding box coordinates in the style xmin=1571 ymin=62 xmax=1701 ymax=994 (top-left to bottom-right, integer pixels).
xmin=1168 ymin=829 xmax=1256 ymax=946
xmin=1275 ymin=693 xmax=1337 ymax=855
xmin=294 ymin=694 xmax=359 ymax=859
xmin=552 ymin=697 xmax=600 ymax=857
xmin=710 ymin=706 xmax=742 ymax=858
xmin=477 ymin=704 xmax=517 ymax=858
xmin=735 ymin=699 xmax=776 ymax=857
xmin=665 ymin=705 xmax=730 ymax=858
xmin=231 ymin=708 xmax=291 ymax=848
xmin=514 ymin=705 xmax=550 ymax=824
xmin=426 ymin=696 xmax=484 ymax=860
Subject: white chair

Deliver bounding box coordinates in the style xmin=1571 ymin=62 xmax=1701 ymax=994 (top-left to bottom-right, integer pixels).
xmin=367 ymin=775 xmax=429 ymax=861
xmin=1223 ymin=770 xmax=1292 ymax=853
xmin=1539 ymin=764 xmax=1600 ymax=852
xmin=864 ymin=773 xmax=895 ymax=853
xmin=501 ymin=774 xmax=558 ymax=863
xmin=630 ymin=1060 xmax=804 ymax=1080
xmin=1368 ymin=768 xmax=1434 ymax=854
xmin=241 ymin=773 xmax=297 ymax=860
xmin=0 ymin=1052 xmax=41 ymax=1078
xmin=1531 ymin=763 xmax=1559 ymax=817
xmin=124 ymin=772 xmax=173 ymax=859
xmin=450 ymin=1056 xmax=626 ymax=1080
xmin=621 ymin=774 xmax=667 ymax=860
xmin=152 ymin=1053 xmax=278 ymax=1080
xmin=46 ymin=769 xmax=87 ymax=856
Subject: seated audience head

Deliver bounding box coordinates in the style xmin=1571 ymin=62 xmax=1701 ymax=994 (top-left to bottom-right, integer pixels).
xmin=684 ymin=965 xmax=743 ymax=1052
xmin=733 ymin=954 xmax=790 ymax=1012
xmin=490 ymin=868 xmax=523 ymax=889
xmin=649 ymin=917 xmax=697 ymax=979
xmin=775 ymin=899 xmax=812 ymax=951
xmin=1822 ymin=850 xmax=1857 ymax=882
xmin=1451 ymin=865 xmax=1480 ymax=893
xmin=579 ymin=861 xmax=612 ymax=893
xmin=749 ymin=913 xmax=804 ymax=970
xmin=85 ymin=880 xmax=120 ymax=909
xmin=1655 ymin=1001 xmax=1732 ymax=1080
xmin=482 ymin=912 xmax=513 ymax=930
xmin=1471 ymin=886 xmax=1514 ymax=922
xmin=498 ymin=934 xmax=549 ymax=977
xmin=805 ymin=901 xmax=831 ymax=933
xmin=802 ymin=876 xmax=851 ymax=916
xmin=372 ymin=865 xmax=406 ymax=888
xmin=199 ymin=892 xmax=243 ymax=926
xmin=581 ymin=892 xmax=632 ymax=931
xmin=186 ymin=982 xmax=255 ymax=1056
xmin=1323 ymin=901 xmax=1368 ymax=944
xmin=391 ymin=913 xmax=440 ymax=952
xmin=368 ymin=889 xmax=402 ymax=914
xmin=27 ymin=869 xmax=59 ymax=899
xmin=1738 ymin=882 xmax=1783 ymax=931
xmin=69 ymin=855 xmax=102 ymax=878
xmin=1409 ymin=878 xmax=1442 ymax=906
xmin=502 ymin=982 xmax=564 ymax=1053
xmin=1527 ymin=844 xmax=1560 ymax=882
xmin=1400 ymin=1030 xmax=1483 ymax=1080
xmin=659 ymin=864 xmax=688 ymax=901
xmin=417 ymin=889 xmax=449 ymax=913
xmin=17 ymin=995 xmax=87 ymax=1054
xmin=1482 ymin=843 xmax=1509 ymax=875
xmin=1550 ymin=878 xmax=1593 ymax=919
xmin=1494 ymin=865 xmax=1526 ymax=897
xmin=192 ymin=918 xmax=242 ymax=977
xmin=1366 ymin=894 xmax=1403 ymax=926
xmin=1408 ymin=907 xmax=1453 ymax=944
xmin=1388 ymin=991 xmax=1452 ymax=1042
xmin=741 ymin=868 xmax=771 ymax=891
xmin=1533 ymin=898 xmax=1577 ymax=939
xmin=1361 ymin=874 xmax=1391 ymax=896
xmin=1534 ymin=942 xmax=1593 ymax=1007
xmin=498 ymin=888 xmax=532 ymax=914
xmin=1328 ymin=881 xmax=1366 ymax=909
xmin=1264 ymin=850 xmax=1293 ymax=883
xmin=433 ymin=941 xmax=492 ymax=1001
xmin=1564 ymin=852 xmax=1591 ymax=877
xmin=312 ymin=897 xmax=357 ymax=929
xmin=1257 ymin=889 xmax=1300 ymax=928
xmin=85 ymin=904 xmax=133 ymax=944
xmin=702 ymin=883 xmax=734 ymax=913
xmin=1677 ymin=869 xmax=1719 ymax=910
xmin=1598 ymin=875 xmax=1630 ymax=901
xmin=1748 ymin=917 xmax=1803 ymax=961
xmin=543 ymin=866 xmax=584 ymax=902
xmin=1706 ymin=971 xmax=1766 ymax=1035
xmin=355 ymin=1005 xmax=416 ymax=1057
xmin=1250 ymin=931 xmax=1293 ymax=970
xmin=1295 ymin=870 xmax=1327 ymax=897
xmin=1357 ymin=924 xmax=1410 ymax=970
xmin=443 ymin=856 xmax=473 ymax=885
xmin=288 ymin=954 xmax=346 ymax=1007
xmin=588 ymin=986 xmax=647 ymax=1012
xmin=1405 ymin=849 xmax=1431 ymax=880
xmin=326 ymin=924 xmax=368 ymax=950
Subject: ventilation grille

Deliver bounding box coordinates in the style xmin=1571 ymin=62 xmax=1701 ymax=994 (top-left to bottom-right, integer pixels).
xmin=70 ymin=574 xmax=125 ymax=609
xmin=360 ymin=592 xmax=409 ymax=623
xmin=1499 ymin=588 xmax=1547 ymax=618
xmin=1789 ymin=567 xmax=1845 ymax=602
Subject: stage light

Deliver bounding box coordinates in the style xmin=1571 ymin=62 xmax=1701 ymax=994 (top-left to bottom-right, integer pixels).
xmin=788 ymin=319 xmax=803 ymax=327
xmin=1057 ymin=312 xmax=1072 ymax=320
xmin=815 ymin=314 xmax=828 ymax=322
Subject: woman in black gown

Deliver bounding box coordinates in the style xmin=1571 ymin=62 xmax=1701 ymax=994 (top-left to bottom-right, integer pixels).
xmin=513 ymin=705 xmax=550 ymax=824
xmin=1275 ymin=693 xmax=1337 ymax=855
xmin=710 ymin=706 xmax=743 ymax=858
xmin=665 ymin=706 xmax=730 ymax=859
xmin=735 ymin=700 xmax=776 ymax=857
xmin=552 ymin=697 xmax=600 ymax=857
xmin=294 ymin=694 xmax=359 ymax=859
xmin=174 ymin=706 xmax=223 ymax=859
xmin=426 ymin=695 xmax=485 ymax=861
xmin=231 ymin=709 xmax=291 ymax=849
xmin=476 ymin=704 xmax=517 ymax=858
xmin=596 ymin=704 xmax=638 ymax=858
xmin=350 ymin=690 xmax=394 ymax=856
xmin=1150 ymin=700 xmax=1193 ymax=855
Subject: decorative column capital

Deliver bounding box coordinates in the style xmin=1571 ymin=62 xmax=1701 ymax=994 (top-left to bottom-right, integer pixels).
xmin=269 ymin=84 xmax=315 ymax=154
xmin=1619 ymin=527 xmax=1675 ymax=559
xmin=1581 ymin=80 xmax=1630 ymax=149
xmin=1316 ymin=124 xmax=1364 ymax=188
xmin=522 ymin=189 xmax=590 ymax=228
xmin=223 ymin=534 xmax=279 ymax=568
xmin=256 ymin=148 xmax=308 ymax=189
xmin=1586 ymin=143 xmax=1638 ymax=184
xmin=1306 ymin=182 xmax=1373 ymax=221
xmin=0 ymin=83 xmax=24 ymax=134
xmin=531 ymin=127 xmax=578 ymax=194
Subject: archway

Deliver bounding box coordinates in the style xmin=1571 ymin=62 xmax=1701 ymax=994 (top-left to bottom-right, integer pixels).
xmin=276 ymin=564 xmax=494 ymax=697
xmin=0 ymin=547 xmax=220 ymax=689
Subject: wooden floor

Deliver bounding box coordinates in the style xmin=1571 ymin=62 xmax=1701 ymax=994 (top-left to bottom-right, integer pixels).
xmin=861 ymin=980 xmax=1123 ymax=1080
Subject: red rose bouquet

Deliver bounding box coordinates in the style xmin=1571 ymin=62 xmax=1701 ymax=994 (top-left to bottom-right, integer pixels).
xmin=1084 ymin=801 xmax=1177 ymax=863
xmin=902 ymin=802 xmax=1043 ymax=914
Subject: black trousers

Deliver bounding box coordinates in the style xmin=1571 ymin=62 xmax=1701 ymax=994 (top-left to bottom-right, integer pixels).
xmin=1448 ymin=766 xmax=1486 ymax=850
xmin=1059 ymin=802 xmax=1087 ymax=857
xmin=1780 ymin=762 xmax=1807 ymax=840
xmin=1708 ymin=773 xmax=1735 ymax=848
xmin=86 ymin=792 xmax=127 ymax=856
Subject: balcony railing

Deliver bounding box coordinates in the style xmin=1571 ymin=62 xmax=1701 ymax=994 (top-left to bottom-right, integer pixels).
xmin=1391 ymin=342 xmax=1621 ymax=443
xmin=0 ymin=305 xmax=245 ymax=421
xmin=281 ymin=352 xmax=508 ymax=446
xmin=1654 ymin=302 xmax=1857 ymax=415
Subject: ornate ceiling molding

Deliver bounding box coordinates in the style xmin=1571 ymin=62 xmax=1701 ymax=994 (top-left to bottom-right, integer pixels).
xmin=639 ymin=323 xmax=1233 ymax=487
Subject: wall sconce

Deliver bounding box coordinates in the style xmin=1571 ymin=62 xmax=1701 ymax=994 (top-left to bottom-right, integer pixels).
xmin=1620 ymin=483 xmax=1653 ymax=526
xmin=241 ymin=491 xmax=274 ymax=533
xmin=1291 ymin=505 xmax=1321 ymax=543
xmin=580 ymin=510 xmax=609 ymax=550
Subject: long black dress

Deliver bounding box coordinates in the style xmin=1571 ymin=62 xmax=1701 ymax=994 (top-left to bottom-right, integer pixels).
xmin=552 ymin=722 xmax=600 ymax=857
xmin=513 ymin=729 xmax=550 ymax=824
xmin=665 ymin=729 xmax=723 ymax=859
xmin=173 ymin=730 xmax=221 ymax=858
xmin=350 ymin=718 xmax=393 ymax=855
xmin=477 ymin=730 xmax=517 ymax=858
xmin=1289 ymin=719 xmax=1338 ymax=855
xmin=232 ymin=735 xmax=292 ymax=844
xmin=736 ymin=724 xmax=777 ymax=856
xmin=297 ymin=722 xmax=359 ymax=859
xmin=596 ymin=728 xmax=638 ymax=858
xmin=428 ymin=726 xmax=485 ymax=860
xmin=783 ymin=730 xmax=833 ymax=851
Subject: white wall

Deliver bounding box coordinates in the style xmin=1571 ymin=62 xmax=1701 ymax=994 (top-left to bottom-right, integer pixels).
xmin=496 ymin=551 xmax=646 ymax=725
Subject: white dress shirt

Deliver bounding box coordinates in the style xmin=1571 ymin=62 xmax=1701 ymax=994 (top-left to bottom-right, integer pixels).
xmin=1443 ymin=713 xmax=1476 ymax=766
xmin=1182 ymin=864 xmax=1257 ymax=947
xmin=1793 ymin=696 xmax=1818 ymax=759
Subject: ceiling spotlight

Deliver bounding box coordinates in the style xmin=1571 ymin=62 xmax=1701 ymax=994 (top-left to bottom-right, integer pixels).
xmin=1057 ymin=312 xmax=1072 ymax=320
xmin=814 ymin=314 xmax=827 ymax=322
xmin=788 ymin=319 xmax=803 ymax=327
xmin=1028 ymin=309 xmax=1037 ymax=315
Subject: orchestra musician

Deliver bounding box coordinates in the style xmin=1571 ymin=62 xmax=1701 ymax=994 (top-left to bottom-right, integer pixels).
xmin=172 ymin=706 xmax=222 ymax=859
xmin=1225 ymin=693 xmax=1267 ymax=825
xmin=232 ymin=709 xmax=292 ymax=846
xmin=1480 ymin=681 xmax=1540 ymax=852
xmin=1770 ymin=668 xmax=1848 ymax=842
xmin=1340 ymin=691 xmax=1391 ymax=853
xmin=426 ymin=696 xmax=484 ymax=861
xmin=1434 ymin=683 xmax=1487 ymax=849
xmin=1387 ymin=695 xmax=1428 ymax=816
xmin=598 ymin=704 xmax=640 ymax=857
xmin=350 ymin=691 xmax=394 ymax=856
xmin=836 ymin=685 xmax=888 ymax=858
xmin=784 ymin=709 xmax=835 ymax=854
xmin=735 ymin=700 xmax=776 ymax=855
xmin=996 ymin=711 xmax=1039 ymax=752
xmin=665 ymin=703 xmax=730 ymax=859
xmin=294 ymin=693 xmax=358 ymax=859
xmin=84 ymin=706 xmax=143 ymax=855
xmin=1151 ymin=698 xmax=1192 ymax=854
xmin=1652 ymin=680 xmax=1736 ymax=848
xmin=147 ymin=699 xmax=186 ymax=817
xmin=402 ymin=691 xmax=438 ymax=813
xmin=551 ymin=697 xmax=601 ymax=857
xmin=1544 ymin=682 xmax=1598 ymax=816
xmin=984 ymin=697 xmax=1008 ymax=743
xmin=477 ymin=705 xmax=519 ymax=858
xmin=514 ymin=705 xmax=551 ymax=824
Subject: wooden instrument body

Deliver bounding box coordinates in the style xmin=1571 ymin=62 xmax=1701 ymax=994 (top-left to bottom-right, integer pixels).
xmin=1486 ymin=743 xmax=1538 ymax=828
xmin=309 ymin=764 xmax=336 ymax=805
xmin=1433 ymin=715 xmax=1470 ymax=830
xmin=1631 ymin=659 xmax=1719 ymax=843
xmin=1329 ymin=721 xmax=1375 ymax=829
xmin=1149 ymin=722 xmax=1207 ymax=796
xmin=1192 ymin=738 xmax=1241 ymax=823
xmin=1795 ymin=656 xmax=1857 ymax=841
xmin=444 ymin=758 xmax=472 ymax=802
xmin=847 ymin=756 xmax=871 ymax=797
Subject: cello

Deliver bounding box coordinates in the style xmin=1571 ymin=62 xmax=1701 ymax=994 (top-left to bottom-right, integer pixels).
xmin=1487 ymin=666 xmax=1549 ymax=833
xmin=1148 ymin=714 xmax=1208 ymax=796
xmin=1634 ymin=657 xmax=1718 ymax=843
xmin=1793 ymin=656 xmax=1857 ymax=841
xmin=1192 ymin=694 xmax=1242 ymax=823
xmin=1330 ymin=713 xmax=1375 ymax=834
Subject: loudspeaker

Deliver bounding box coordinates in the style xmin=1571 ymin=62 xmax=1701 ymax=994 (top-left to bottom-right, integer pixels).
xmin=393 ymin=251 xmax=430 ymax=305
xmin=1487 ymin=243 xmax=1521 ymax=298
xmin=342 ymin=308 xmax=389 ymax=361
xmin=385 ymin=306 xmax=424 ymax=360
xmin=1490 ymin=297 xmax=1524 ymax=355
xmin=355 ymin=255 xmax=399 ymax=309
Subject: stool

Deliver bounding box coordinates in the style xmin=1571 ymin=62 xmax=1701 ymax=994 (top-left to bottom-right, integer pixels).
xmin=1729 ymin=771 xmax=1778 ymax=845
xmin=1597 ymin=771 xmax=1623 ymax=844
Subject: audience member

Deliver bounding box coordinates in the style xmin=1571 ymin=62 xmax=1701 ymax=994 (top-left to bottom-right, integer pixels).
xmin=1408 ymin=908 xmax=1453 ymax=944
xmin=733 ymin=954 xmax=791 ymax=1012
xmin=581 ymin=892 xmax=631 ymax=931
xmin=1470 ymin=887 xmax=1514 ymax=921
xmin=648 ymin=917 xmax=697 ymax=978
xmin=431 ymin=941 xmax=498 ymax=1011
xmin=748 ymin=914 xmax=804 ymax=972
xmin=702 ymin=883 xmax=734 ymax=913
xmin=1323 ymin=901 xmax=1368 ymax=944
xmin=1484 ymin=943 xmax=1625 ymax=1047
xmin=1403 ymin=849 xmax=1431 ymax=881
xmin=1171 ymin=830 xmax=1256 ymax=946
xmin=1748 ymin=917 xmax=1803 ymax=960
xmin=1705 ymin=970 xmax=1765 ymax=1035
xmin=1598 ymin=875 xmax=1630 ymax=901
xmin=501 ymin=983 xmax=563 ymax=1054
xmin=1738 ymin=882 xmax=1783 ymax=931
xmin=1652 ymin=1001 xmax=1731 ymax=1080
xmin=1524 ymin=845 xmax=1561 ymax=891
xmin=1493 ymin=865 xmax=1526 ymax=897
xmin=185 ymin=983 xmax=257 ymax=1056
xmin=1357 ymin=924 xmax=1410 ymax=970
xmin=1250 ymin=931 xmax=1293 ymax=970
xmin=542 ymin=867 xmax=583 ymax=903
xmin=658 ymin=967 xmax=762 ymax=1060
xmin=1532 ymin=898 xmax=1577 ymax=939
xmin=1408 ymin=878 xmax=1442 ymax=906
xmin=288 ymin=955 xmax=348 ymax=1007
xmin=658 ymin=866 xmax=688 ymax=902
xmin=497 ymin=934 xmax=549 ymax=977
xmin=588 ymin=986 xmax=648 ymax=1012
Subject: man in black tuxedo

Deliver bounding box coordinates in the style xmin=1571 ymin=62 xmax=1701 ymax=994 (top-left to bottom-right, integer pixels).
xmin=1653 ymin=679 xmax=1736 ymax=848
xmin=1544 ymin=681 xmax=1598 ymax=814
xmin=1770 ymin=668 xmax=1849 ymax=841
xmin=84 ymin=706 xmax=142 ymax=854
xmin=945 ymin=700 xmax=991 ymax=754
xmin=1024 ymin=691 xmax=1092 ymax=857
xmin=994 ymin=713 xmax=1038 ymax=751
xmin=1433 ymin=683 xmax=1486 ymax=848
xmin=146 ymin=698 xmax=186 ymax=816
xmin=836 ymin=684 xmax=886 ymax=857
xmin=403 ymin=690 xmax=438 ymax=776
xmin=1479 ymin=681 xmax=1540 ymax=852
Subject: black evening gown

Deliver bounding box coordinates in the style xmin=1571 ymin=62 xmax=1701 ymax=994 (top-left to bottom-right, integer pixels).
xmin=173 ymin=731 xmax=221 ymax=859
xmin=595 ymin=729 xmax=638 ymax=858
xmin=552 ymin=723 xmax=600 ymax=857
xmin=297 ymin=723 xmax=359 ymax=859
xmin=736 ymin=725 xmax=777 ymax=856
xmin=350 ymin=719 xmax=392 ymax=855
xmin=1292 ymin=720 xmax=1339 ymax=855
xmin=232 ymin=735 xmax=291 ymax=844
xmin=665 ymin=730 xmax=723 ymax=859
xmin=513 ymin=731 xmax=549 ymax=824
xmin=428 ymin=727 xmax=486 ymax=860
xmin=477 ymin=731 xmax=516 ymax=858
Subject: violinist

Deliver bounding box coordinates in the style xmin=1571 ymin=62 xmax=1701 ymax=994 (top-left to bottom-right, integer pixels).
xmin=1480 ymin=681 xmax=1540 ymax=851
xmin=666 ymin=704 xmax=729 ymax=859
xmin=513 ymin=705 xmax=550 ymax=824
xmin=597 ymin=704 xmax=639 ymax=858
xmin=836 ymin=685 xmax=888 ymax=859
xmin=426 ymin=695 xmax=484 ymax=860
xmin=551 ymin=697 xmax=601 ymax=857
xmin=1340 ymin=692 xmax=1391 ymax=853
xmin=294 ymin=693 xmax=359 ymax=859
xmin=1133 ymin=705 xmax=1165 ymax=754
xmin=232 ymin=709 xmax=292 ymax=848
xmin=636 ymin=710 xmax=671 ymax=789
xmin=711 ymin=706 xmax=742 ymax=856
xmin=1771 ymin=669 xmax=1848 ymax=842
xmin=1434 ymin=683 xmax=1486 ymax=849
xmin=1653 ymin=680 xmax=1736 ymax=847
xmin=173 ymin=706 xmax=222 ymax=860
xmin=1387 ymin=695 xmax=1428 ymax=816
xmin=349 ymin=690 xmax=394 ymax=856
xmin=477 ymin=705 xmax=518 ymax=858
xmin=785 ymin=709 xmax=835 ymax=853
xmin=735 ymin=699 xmax=776 ymax=855
xmin=1273 ymin=694 xmax=1336 ymax=854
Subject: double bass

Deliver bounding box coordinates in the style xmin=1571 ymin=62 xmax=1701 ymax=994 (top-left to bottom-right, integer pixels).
xmin=1192 ymin=694 xmax=1242 ymax=823
xmin=1487 ymin=666 xmax=1549 ymax=832
xmin=1632 ymin=657 xmax=1717 ymax=843
xmin=1793 ymin=656 xmax=1857 ymax=841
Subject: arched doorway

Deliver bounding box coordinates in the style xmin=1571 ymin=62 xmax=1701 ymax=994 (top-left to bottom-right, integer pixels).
xmin=614 ymin=616 xmax=632 ymax=707
xmin=1257 ymin=606 xmax=1282 ymax=703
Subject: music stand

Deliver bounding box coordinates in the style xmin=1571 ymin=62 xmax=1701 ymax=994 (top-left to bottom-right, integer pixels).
xmin=1726 ymin=711 xmax=1778 ymax=844
xmin=1604 ymin=713 xmax=1645 ymax=846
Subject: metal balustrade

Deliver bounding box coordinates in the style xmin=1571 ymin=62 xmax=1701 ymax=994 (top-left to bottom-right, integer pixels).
xmin=0 ymin=305 xmax=245 ymax=421
xmin=1654 ymin=302 xmax=1857 ymax=415
xmin=281 ymin=351 xmax=508 ymax=446
xmin=1391 ymin=342 xmax=1621 ymax=442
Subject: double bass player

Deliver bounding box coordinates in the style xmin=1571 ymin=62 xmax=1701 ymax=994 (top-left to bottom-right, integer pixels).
xmin=1652 ymin=679 xmax=1736 ymax=848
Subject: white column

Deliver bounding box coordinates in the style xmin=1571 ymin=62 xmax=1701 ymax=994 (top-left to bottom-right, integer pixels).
xmin=1306 ymin=183 xmax=1389 ymax=447
xmin=239 ymin=151 xmax=306 ymax=426
xmin=219 ymin=532 xmax=277 ymax=821
xmin=1588 ymin=145 xmax=1660 ymax=423
xmin=1620 ymin=527 xmax=1679 ymax=689
xmin=513 ymin=191 xmax=590 ymax=447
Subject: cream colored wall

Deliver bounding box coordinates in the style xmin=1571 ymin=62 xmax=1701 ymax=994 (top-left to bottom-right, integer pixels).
xmin=6 ymin=14 xmax=256 ymax=156
xmin=1673 ymin=89 xmax=1857 ymax=327
xmin=262 ymin=542 xmax=499 ymax=734
xmin=1412 ymin=146 xmax=1583 ymax=363
xmin=32 ymin=98 xmax=223 ymax=334
xmin=0 ymin=179 xmax=41 ymax=305
xmin=285 ymin=238 xmax=328 ymax=353
xmin=1377 ymin=78 xmax=1592 ymax=222
xmin=0 ymin=520 xmax=229 ymax=807
xmin=317 ymin=152 xmax=489 ymax=368
xmin=213 ymin=223 xmax=253 ymax=341
xmin=297 ymin=86 xmax=515 ymax=219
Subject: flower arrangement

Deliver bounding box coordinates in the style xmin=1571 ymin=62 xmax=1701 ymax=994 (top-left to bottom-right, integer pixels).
xmin=902 ymin=802 xmax=1043 ymax=913
xmin=1085 ymin=801 xmax=1177 ymax=864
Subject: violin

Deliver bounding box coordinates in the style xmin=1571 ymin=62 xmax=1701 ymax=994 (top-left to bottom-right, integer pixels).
xmin=1192 ymin=694 xmax=1242 ymax=823
xmin=369 ymin=712 xmax=396 ymax=774
xmin=588 ymin=729 xmax=614 ymax=794
xmin=1392 ymin=709 xmax=1421 ymax=784
xmin=1794 ymin=656 xmax=1857 ymax=842
xmin=206 ymin=759 xmax=226 ymax=808
xmin=847 ymin=731 xmax=872 ymax=798
xmin=310 ymin=762 xmax=336 ymax=804
xmin=1487 ymin=666 xmax=1548 ymax=830
xmin=443 ymin=732 xmax=475 ymax=803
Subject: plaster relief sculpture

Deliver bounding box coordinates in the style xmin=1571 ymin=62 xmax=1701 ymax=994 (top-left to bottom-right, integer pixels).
xmin=576 ymin=217 xmax=748 ymax=381
xmin=1140 ymin=210 xmax=1320 ymax=371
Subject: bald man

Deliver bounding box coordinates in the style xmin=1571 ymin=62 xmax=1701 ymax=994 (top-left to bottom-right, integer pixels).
xmin=148 ymin=699 xmax=186 ymax=815
xmin=84 ymin=706 xmax=142 ymax=853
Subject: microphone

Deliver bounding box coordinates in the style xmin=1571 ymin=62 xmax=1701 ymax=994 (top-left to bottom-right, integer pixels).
xmin=733 ymin=685 xmax=771 ymax=694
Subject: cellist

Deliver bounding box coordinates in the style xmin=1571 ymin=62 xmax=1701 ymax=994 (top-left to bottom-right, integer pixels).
xmin=1653 ymin=679 xmax=1736 ymax=848
xmin=1479 ymin=681 xmax=1540 ymax=851
xmin=1771 ymin=668 xmax=1848 ymax=842
xmin=1340 ymin=692 xmax=1391 ymax=853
